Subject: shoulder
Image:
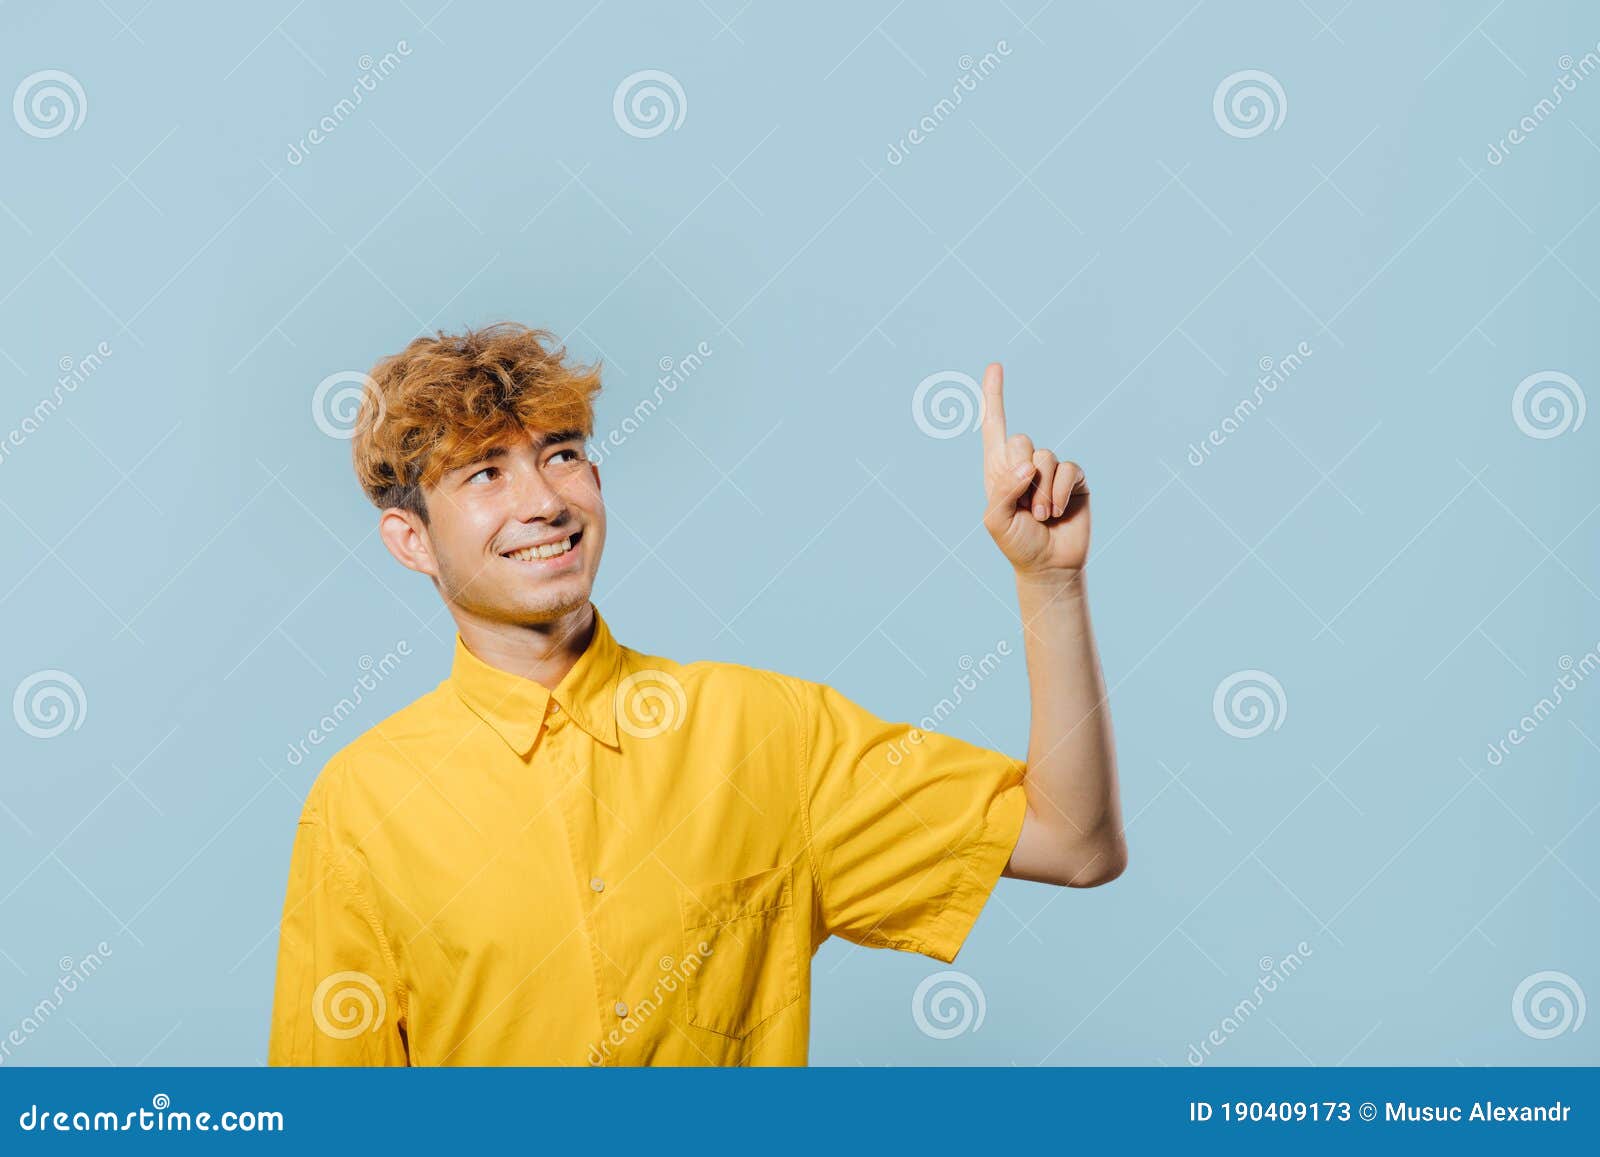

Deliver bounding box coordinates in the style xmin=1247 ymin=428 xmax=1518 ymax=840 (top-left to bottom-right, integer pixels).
xmin=300 ymin=682 xmax=464 ymax=825
xmin=619 ymin=644 xmax=812 ymax=721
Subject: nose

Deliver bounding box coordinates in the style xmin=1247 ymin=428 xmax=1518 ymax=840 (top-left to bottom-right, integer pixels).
xmin=513 ymin=462 xmax=566 ymax=523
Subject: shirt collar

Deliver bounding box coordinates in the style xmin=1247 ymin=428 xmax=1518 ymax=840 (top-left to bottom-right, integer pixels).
xmin=449 ymin=606 xmax=622 ymax=755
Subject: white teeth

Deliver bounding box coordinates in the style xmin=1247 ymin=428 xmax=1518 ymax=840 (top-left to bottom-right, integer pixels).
xmin=507 ymin=535 xmax=574 ymax=562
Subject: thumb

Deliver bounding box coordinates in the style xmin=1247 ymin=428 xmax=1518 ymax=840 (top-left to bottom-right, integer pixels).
xmin=986 ymin=459 xmax=1035 ymax=526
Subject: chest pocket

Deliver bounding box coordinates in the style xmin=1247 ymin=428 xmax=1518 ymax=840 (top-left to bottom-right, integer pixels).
xmin=678 ymin=863 xmax=800 ymax=1039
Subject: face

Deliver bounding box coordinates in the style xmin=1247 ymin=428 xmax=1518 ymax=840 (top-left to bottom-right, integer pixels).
xmin=381 ymin=429 xmax=606 ymax=628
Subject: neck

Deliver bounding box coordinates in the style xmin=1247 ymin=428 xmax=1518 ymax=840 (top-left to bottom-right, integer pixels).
xmin=454 ymin=601 xmax=596 ymax=690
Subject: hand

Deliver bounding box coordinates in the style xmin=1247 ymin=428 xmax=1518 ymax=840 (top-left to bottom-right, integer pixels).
xmin=980 ymin=362 xmax=1091 ymax=575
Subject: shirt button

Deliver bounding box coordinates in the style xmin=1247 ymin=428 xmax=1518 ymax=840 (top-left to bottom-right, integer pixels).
xmin=589 ymin=877 xmax=605 ymax=893
xmin=549 ymin=701 xmax=562 ymax=713
xmin=613 ymin=1001 xmax=628 ymax=1017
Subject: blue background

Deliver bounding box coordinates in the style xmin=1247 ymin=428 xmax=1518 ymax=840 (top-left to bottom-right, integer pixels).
xmin=0 ymin=0 xmax=1596 ymax=1067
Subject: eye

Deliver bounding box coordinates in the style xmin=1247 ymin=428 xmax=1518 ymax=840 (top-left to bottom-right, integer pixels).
xmin=548 ymin=447 xmax=584 ymax=466
xmin=466 ymin=465 xmax=499 ymax=484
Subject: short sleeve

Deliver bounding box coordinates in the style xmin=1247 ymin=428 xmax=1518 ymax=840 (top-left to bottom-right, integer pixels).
xmin=791 ymin=677 xmax=1028 ymax=963
xmin=267 ymin=806 xmax=409 ymax=1066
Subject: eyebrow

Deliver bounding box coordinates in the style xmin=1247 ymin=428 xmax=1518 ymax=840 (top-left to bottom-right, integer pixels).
xmin=534 ymin=429 xmax=587 ymax=450
xmin=453 ymin=431 xmax=587 ymax=473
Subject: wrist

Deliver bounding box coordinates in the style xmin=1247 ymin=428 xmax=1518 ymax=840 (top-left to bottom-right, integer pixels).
xmin=1013 ymin=565 xmax=1087 ymax=596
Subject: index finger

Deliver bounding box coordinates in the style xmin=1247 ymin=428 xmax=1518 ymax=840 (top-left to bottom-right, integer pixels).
xmin=980 ymin=362 xmax=1007 ymax=462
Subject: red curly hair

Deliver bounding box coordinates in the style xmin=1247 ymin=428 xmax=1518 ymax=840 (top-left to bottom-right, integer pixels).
xmin=352 ymin=323 xmax=603 ymax=519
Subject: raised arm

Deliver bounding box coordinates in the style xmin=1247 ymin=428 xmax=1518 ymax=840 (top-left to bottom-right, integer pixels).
xmin=977 ymin=362 xmax=1127 ymax=887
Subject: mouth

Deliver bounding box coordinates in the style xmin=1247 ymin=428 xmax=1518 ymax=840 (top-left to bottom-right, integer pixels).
xmin=501 ymin=530 xmax=583 ymax=567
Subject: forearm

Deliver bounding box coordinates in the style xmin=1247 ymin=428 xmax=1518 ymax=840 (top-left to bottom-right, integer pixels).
xmin=1009 ymin=568 xmax=1126 ymax=885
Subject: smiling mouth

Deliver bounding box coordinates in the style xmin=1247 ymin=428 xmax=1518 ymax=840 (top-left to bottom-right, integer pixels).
xmin=502 ymin=530 xmax=582 ymax=563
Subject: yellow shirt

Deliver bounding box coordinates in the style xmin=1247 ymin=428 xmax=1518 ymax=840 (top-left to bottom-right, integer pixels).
xmin=268 ymin=606 xmax=1027 ymax=1066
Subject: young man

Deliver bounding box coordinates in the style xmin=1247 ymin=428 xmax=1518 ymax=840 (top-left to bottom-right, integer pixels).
xmin=268 ymin=323 xmax=1125 ymax=1066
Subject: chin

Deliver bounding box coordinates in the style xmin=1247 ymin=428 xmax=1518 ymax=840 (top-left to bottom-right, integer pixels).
xmin=510 ymin=580 xmax=594 ymax=624
xmin=443 ymin=560 xmax=597 ymax=627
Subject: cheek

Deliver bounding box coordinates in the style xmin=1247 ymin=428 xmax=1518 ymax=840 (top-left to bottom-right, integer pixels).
xmin=580 ymin=502 xmax=605 ymax=549
xmin=562 ymin=483 xmax=604 ymax=528
xmin=432 ymin=508 xmax=499 ymax=566
xmin=561 ymin=472 xmax=601 ymax=504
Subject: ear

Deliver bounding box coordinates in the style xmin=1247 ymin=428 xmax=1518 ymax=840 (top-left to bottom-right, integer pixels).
xmin=378 ymin=507 xmax=438 ymax=578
